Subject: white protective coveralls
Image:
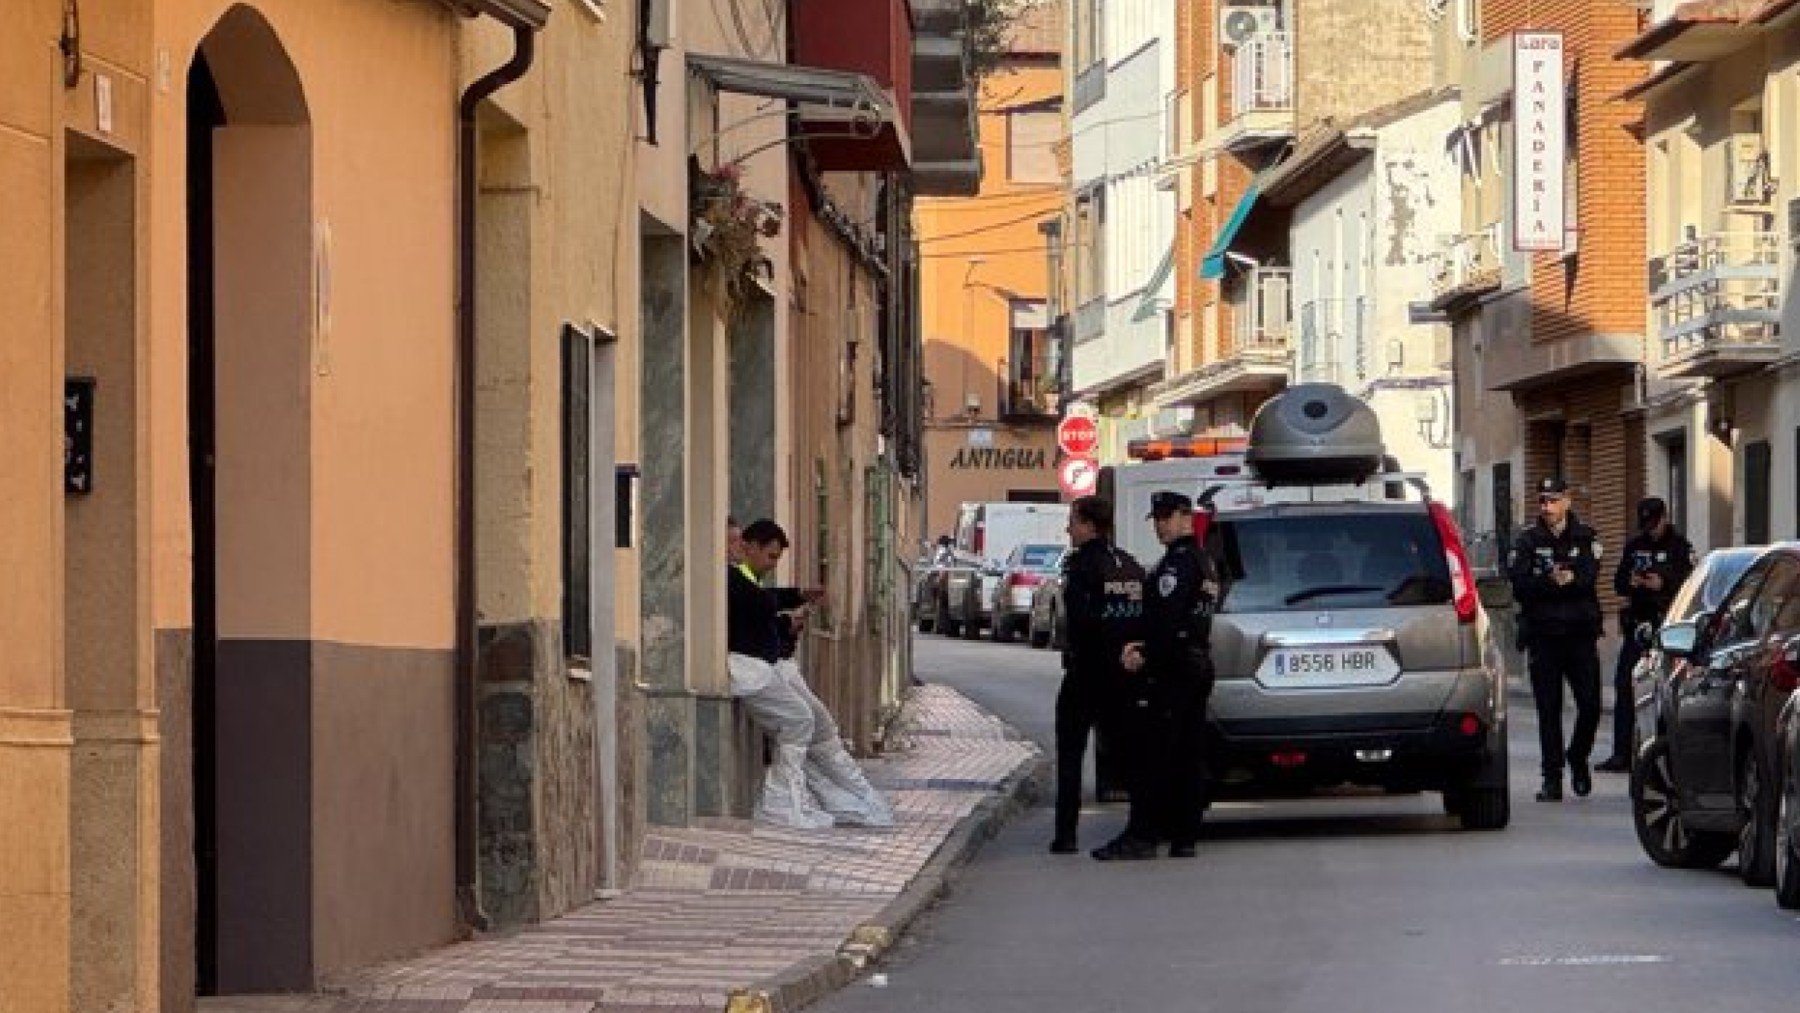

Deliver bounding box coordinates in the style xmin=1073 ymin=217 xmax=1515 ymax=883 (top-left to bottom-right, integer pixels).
xmin=727 ymin=653 xmax=894 ymax=829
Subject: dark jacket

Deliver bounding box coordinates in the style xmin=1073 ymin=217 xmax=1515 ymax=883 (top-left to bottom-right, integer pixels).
xmin=727 ymin=565 xmax=788 ymax=664
xmin=1612 ymin=527 xmax=1694 ymax=629
xmin=1060 ymin=537 xmax=1131 ymax=677
xmin=1507 ymin=513 xmax=1604 ymax=639
xmin=1139 ymin=535 xmax=1219 ymax=690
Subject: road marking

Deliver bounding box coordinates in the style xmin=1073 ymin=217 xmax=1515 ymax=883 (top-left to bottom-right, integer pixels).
xmin=1499 ymin=955 xmax=1670 ymax=967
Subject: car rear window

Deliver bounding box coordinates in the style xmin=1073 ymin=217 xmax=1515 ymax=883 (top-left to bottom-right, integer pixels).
xmin=1016 ymin=544 xmax=1064 ymax=569
xmin=1211 ymin=512 xmax=1453 ymax=613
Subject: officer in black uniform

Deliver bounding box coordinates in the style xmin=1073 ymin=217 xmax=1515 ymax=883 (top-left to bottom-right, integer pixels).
xmin=1049 ymin=495 xmax=1139 ymax=854
xmin=1507 ymin=477 xmax=1604 ymax=802
xmin=1094 ymin=491 xmax=1218 ymax=861
xmin=1597 ymin=496 xmax=1694 ymax=772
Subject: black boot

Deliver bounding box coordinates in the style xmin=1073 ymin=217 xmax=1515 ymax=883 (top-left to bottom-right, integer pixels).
xmin=1595 ymin=755 xmax=1630 ymax=774
xmin=1536 ymin=778 xmax=1563 ymax=802
xmin=1048 ymin=837 xmax=1079 ymax=855
xmin=1570 ymin=760 xmax=1592 ymax=798
xmin=1091 ymin=835 xmax=1158 ymax=861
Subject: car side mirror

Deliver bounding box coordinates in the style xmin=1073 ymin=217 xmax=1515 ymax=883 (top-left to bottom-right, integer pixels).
xmin=1658 ymin=620 xmax=1699 ymax=659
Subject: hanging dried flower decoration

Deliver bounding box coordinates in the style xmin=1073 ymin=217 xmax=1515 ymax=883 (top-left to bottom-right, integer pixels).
xmin=690 ymin=160 xmax=782 ymax=306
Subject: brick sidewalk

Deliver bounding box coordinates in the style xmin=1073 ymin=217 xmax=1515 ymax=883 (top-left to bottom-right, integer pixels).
xmin=202 ymin=685 xmax=1041 ymax=1013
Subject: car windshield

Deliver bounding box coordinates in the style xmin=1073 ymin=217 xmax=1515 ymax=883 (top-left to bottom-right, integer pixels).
xmin=1014 ymin=544 xmax=1064 ymax=570
xmin=1669 ymin=550 xmax=1760 ymax=623
xmin=1211 ymin=512 xmax=1453 ymax=613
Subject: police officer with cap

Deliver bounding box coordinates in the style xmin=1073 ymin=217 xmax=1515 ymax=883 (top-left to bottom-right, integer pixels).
xmin=1507 ymin=477 xmax=1604 ymax=801
xmin=1597 ymin=497 xmax=1693 ymax=773
xmin=1094 ymin=490 xmax=1219 ymax=860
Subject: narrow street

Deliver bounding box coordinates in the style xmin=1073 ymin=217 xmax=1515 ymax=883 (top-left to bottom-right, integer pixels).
xmin=819 ymin=636 xmax=1800 ymax=1013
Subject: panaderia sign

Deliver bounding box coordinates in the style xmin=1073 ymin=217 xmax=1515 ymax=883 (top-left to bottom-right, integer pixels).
xmin=1512 ymin=31 xmax=1567 ymax=253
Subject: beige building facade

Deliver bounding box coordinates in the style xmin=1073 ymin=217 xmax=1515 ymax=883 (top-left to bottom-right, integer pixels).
xmin=1625 ymin=0 xmax=1800 ymax=552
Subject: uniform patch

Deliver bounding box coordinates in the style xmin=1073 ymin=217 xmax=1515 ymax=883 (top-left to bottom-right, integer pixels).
xmin=1159 ymin=572 xmax=1179 ymax=597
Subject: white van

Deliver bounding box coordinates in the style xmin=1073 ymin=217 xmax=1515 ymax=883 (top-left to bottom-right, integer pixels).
xmin=939 ymin=502 xmax=1070 ymax=636
xmin=1098 ymin=436 xmax=1250 ymax=566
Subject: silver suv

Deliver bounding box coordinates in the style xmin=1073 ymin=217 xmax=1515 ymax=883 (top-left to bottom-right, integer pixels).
xmin=1192 ymin=387 xmax=1509 ymax=831
xmin=1199 ymin=489 xmax=1510 ymax=829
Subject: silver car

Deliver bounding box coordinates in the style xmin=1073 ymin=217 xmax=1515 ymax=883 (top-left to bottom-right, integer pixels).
xmin=1200 ymin=492 xmax=1510 ymax=830
xmin=988 ymin=543 xmax=1065 ymax=644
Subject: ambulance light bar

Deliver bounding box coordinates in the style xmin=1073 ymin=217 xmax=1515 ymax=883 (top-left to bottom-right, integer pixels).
xmin=1126 ymin=435 xmax=1249 ymax=461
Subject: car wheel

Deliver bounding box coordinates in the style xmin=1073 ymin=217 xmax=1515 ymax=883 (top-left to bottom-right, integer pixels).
xmin=961 ymin=598 xmax=983 ymax=640
xmin=1739 ymin=749 xmax=1778 ymax=888
xmin=1775 ymin=765 xmax=1800 ymax=910
xmin=1631 ymin=739 xmax=1736 ymax=869
xmin=992 ymin=612 xmax=1014 ymax=644
xmin=917 ymin=609 xmax=935 ymax=634
xmin=1448 ymin=727 xmax=1508 ymax=831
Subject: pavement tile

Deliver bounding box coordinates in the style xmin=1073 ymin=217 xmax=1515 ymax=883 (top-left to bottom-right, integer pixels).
xmin=208 ymin=686 xmax=1038 ymax=1013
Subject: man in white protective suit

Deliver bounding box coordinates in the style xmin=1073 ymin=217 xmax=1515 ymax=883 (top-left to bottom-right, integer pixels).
xmin=727 ymin=519 xmax=894 ymax=829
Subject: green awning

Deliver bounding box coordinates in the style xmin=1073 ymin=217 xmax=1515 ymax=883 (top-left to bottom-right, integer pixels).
xmin=1200 ymin=185 xmax=1261 ymax=280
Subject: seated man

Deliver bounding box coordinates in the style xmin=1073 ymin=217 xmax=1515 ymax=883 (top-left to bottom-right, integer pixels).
xmin=729 ymin=519 xmax=894 ymax=829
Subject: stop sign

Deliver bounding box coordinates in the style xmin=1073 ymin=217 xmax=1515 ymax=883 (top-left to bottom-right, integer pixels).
xmin=1057 ymin=415 xmax=1100 ymax=457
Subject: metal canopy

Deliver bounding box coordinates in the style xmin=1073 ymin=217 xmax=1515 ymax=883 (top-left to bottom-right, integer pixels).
xmin=688 ymin=53 xmax=895 ymax=122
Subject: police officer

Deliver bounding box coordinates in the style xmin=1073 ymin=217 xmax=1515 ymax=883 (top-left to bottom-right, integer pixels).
xmin=1507 ymin=477 xmax=1604 ymax=802
xmin=1597 ymin=497 xmax=1694 ymax=773
xmin=1050 ymin=495 xmax=1139 ymax=854
xmin=1094 ymin=491 xmax=1219 ymax=860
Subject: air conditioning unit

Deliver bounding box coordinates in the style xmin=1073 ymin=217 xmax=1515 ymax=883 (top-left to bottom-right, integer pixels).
xmin=1220 ymin=3 xmax=1281 ymax=48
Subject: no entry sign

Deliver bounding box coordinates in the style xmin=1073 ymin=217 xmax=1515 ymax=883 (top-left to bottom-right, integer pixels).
xmin=1059 ymin=455 xmax=1099 ymax=499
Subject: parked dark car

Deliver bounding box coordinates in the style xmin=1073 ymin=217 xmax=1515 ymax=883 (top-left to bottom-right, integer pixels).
xmin=1631 ymin=544 xmax=1799 ymax=886
xmin=1629 ymin=548 xmax=1761 ymax=761
xmin=1774 ymin=678 xmax=1800 ymax=907
xmin=1027 ymin=548 xmax=1072 ymax=649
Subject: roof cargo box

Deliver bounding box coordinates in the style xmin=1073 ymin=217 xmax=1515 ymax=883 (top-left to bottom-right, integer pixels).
xmin=1245 ymin=383 xmax=1387 ymax=485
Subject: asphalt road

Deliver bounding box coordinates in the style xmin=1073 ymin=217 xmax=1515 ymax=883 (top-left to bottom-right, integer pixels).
xmin=818 ymin=635 xmax=1800 ymax=1013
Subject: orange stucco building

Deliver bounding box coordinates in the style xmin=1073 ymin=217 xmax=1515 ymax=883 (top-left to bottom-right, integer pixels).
xmin=917 ymin=5 xmax=1065 ymax=541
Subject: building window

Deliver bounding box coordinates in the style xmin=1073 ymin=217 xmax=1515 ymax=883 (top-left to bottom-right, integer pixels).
xmin=561 ymin=324 xmax=593 ymax=664
xmin=1007 ymin=103 xmax=1062 ymax=184
xmin=1660 ymin=431 xmax=1687 ymax=535
xmin=1747 ymin=439 xmax=1773 ymax=545
xmin=1074 ymin=0 xmax=1104 ymax=70
xmin=1456 ymin=0 xmax=1479 ymax=43
xmin=1005 ymin=300 xmax=1055 ymax=417
xmin=1075 ymin=187 xmax=1105 ymax=307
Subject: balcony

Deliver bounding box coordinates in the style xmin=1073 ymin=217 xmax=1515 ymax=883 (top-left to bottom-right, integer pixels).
xmin=1426 ymin=229 xmax=1502 ymax=315
xmin=1298 ymin=298 xmax=1365 ymax=385
xmin=794 ymin=0 xmax=913 ymax=171
xmin=1651 ymin=230 xmax=1783 ymax=380
xmin=1218 ymin=33 xmax=1293 ymax=153
xmin=911 ymin=0 xmax=980 ymax=195
xmin=1152 ymin=267 xmax=1290 ymax=406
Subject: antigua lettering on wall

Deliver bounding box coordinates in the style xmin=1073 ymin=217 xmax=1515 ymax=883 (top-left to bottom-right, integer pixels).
xmin=947 ymin=448 xmax=1051 ymax=470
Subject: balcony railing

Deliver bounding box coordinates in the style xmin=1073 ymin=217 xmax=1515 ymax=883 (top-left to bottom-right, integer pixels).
xmin=1650 ymin=229 xmax=1783 ymax=377
xmin=1430 ymin=229 xmax=1502 ymax=299
xmin=1298 ymin=297 xmax=1365 ymax=385
xmin=1230 ymin=33 xmax=1293 ymax=120
xmin=1229 ymin=267 xmax=1293 ymax=357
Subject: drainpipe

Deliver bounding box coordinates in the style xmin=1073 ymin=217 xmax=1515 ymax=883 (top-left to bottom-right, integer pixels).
xmin=454 ymin=20 xmax=537 ymax=934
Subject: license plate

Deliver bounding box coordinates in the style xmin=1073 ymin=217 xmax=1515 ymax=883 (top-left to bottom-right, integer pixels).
xmin=1255 ymin=646 xmax=1399 ymax=688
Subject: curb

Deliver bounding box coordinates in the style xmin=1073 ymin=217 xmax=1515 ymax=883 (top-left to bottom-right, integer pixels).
xmin=728 ymin=718 xmax=1051 ymax=1013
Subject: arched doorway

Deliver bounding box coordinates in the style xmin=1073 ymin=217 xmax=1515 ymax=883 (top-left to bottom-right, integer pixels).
xmin=186 ymin=5 xmax=313 ymax=994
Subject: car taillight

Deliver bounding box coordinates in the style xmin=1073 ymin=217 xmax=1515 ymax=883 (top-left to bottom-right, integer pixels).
xmin=1008 ymin=572 xmax=1047 ymax=589
xmin=972 ymin=523 xmax=984 ymax=556
xmin=1774 ymin=643 xmax=1800 ymax=693
xmin=1192 ymin=508 xmax=1214 ymax=544
xmin=1428 ymin=501 xmax=1479 ymax=625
